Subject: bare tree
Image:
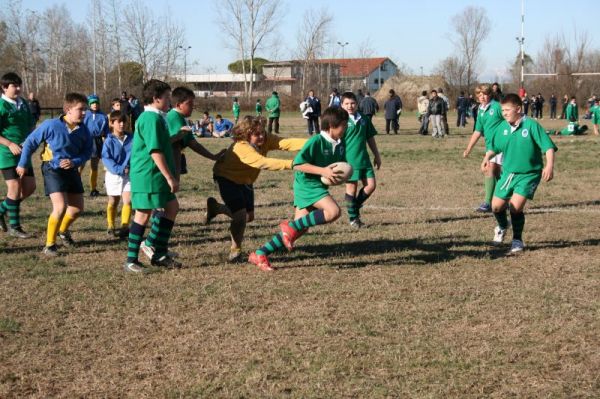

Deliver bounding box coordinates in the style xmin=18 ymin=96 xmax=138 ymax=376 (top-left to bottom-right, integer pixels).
xmin=123 ymin=0 xmax=161 ymax=82
xmin=450 ymin=6 xmax=490 ymax=92
xmin=294 ymin=8 xmax=333 ymax=95
xmin=216 ymin=0 xmax=282 ymax=98
xmin=109 ymin=0 xmax=123 ymax=91
xmin=161 ymin=14 xmax=185 ymax=81
xmin=356 ymin=37 xmax=375 ymax=59
xmin=434 ymin=56 xmax=467 ymax=96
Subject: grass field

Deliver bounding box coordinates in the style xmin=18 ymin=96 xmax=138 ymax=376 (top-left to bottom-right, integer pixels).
xmin=1 ymin=113 xmax=599 ymax=398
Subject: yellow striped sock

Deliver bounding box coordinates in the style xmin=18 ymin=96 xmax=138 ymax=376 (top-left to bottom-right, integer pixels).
xmin=121 ymin=204 xmax=132 ymax=227
xmin=46 ymin=215 xmax=60 ymax=247
xmin=107 ymin=203 xmax=116 ymax=229
xmin=59 ymin=213 xmax=77 ymax=233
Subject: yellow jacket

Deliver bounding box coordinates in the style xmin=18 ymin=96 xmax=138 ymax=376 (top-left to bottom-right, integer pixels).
xmin=213 ymin=134 xmax=307 ymax=184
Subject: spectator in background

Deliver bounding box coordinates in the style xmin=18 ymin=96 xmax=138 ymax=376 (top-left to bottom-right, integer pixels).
xmin=428 ymin=89 xmax=445 ymax=138
xmin=560 ymin=94 xmax=569 ymax=119
xmin=522 ymin=91 xmax=530 ymax=116
xmin=213 ymin=114 xmax=234 ymax=138
xmin=255 ymin=99 xmax=262 ymax=116
xmin=128 ymin=94 xmax=143 ymax=127
xmin=491 ymin=82 xmax=503 ymax=101
xmin=111 ymin=98 xmax=121 ymax=113
xmin=549 ymin=94 xmax=557 ymax=119
xmin=328 ymin=88 xmax=341 ymax=108
xmin=265 ymin=91 xmax=280 ymax=134
xmin=27 ymin=92 xmax=41 ymax=125
xmin=456 ymin=91 xmax=468 ymax=128
xmin=384 ymin=89 xmax=402 ymax=134
xmin=469 ymin=94 xmax=479 ymax=131
xmin=438 ymin=88 xmax=450 ymax=134
xmin=358 ymin=91 xmax=379 ymax=121
xmin=119 ymin=91 xmax=131 ymax=118
xmin=304 ymin=90 xmax=321 ymax=136
xmin=530 ymin=95 xmax=537 ymax=118
xmin=536 ymin=93 xmax=545 ymax=119
xmin=197 ymin=111 xmax=214 ymax=137
xmin=417 ymin=90 xmax=429 ymax=135
xmin=356 ymin=89 xmax=365 ymax=105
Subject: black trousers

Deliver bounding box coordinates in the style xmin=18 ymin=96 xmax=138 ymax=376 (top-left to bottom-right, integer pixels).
xmin=307 ymin=116 xmax=319 ymax=135
xmin=385 ymin=117 xmax=399 ymax=134
xmin=268 ymin=117 xmax=279 ymax=134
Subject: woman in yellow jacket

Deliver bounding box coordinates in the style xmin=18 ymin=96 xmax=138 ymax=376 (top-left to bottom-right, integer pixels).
xmin=208 ymin=116 xmax=306 ymax=262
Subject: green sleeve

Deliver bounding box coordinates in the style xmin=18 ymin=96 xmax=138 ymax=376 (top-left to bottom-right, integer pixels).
xmin=532 ymin=123 xmax=558 ymax=153
xmin=474 ymin=110 xmax=483 ymax=132
xmin=293 ymin=140 xmax=314 ymax=166
xmin=143 ymin=117 xmax=168 ymax=154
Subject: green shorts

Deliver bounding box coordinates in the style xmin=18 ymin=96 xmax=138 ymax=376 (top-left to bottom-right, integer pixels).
xmin=131 ymin=192 xmax=176 ymax=210
xmin=348 ymin=166 xmax=375 ymax=182
xmin=494 ymin=171 xmax=541 ymax=200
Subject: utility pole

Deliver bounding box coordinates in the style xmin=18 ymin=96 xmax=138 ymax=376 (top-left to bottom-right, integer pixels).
xmin=516 ymin=0 xmax=525 ymax=91
xmin=179 ymin=45 xmax=192 ymax=83
xmin=337 ymin=41 xmax=349 ymax=60
xmin=91 ymin=0 xmax=97 ymax=94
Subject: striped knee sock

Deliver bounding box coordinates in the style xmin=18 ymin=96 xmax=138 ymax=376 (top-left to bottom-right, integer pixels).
xmin=121 ymin=204 xmax=132 ymax=227
xmin=0 ymin=199 xmax=7 ymax=215
xmin=4 ymin=198 xmax=21 ymax=228
xmin=345 ymin=193 xmax=360 ymax=221
xmin=151 ymin=217 xmax=175 ymax=259
xmin=46 ymin=214 xmax=61 ymax=247
xmin=107 ymin=203 xmax=116 ymax=229
xmin=289 ymin=209 xmax=326 ymax=231
xmin=256 ymin=232 xmax=285 ymax=256
xmin=126 ymin=222 xmax=146 ymax=263
xmin=144 ymin=214 xmax=160 ymax=248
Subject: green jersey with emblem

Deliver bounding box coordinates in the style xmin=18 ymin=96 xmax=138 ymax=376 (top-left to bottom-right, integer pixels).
xmin=166 ymin=109 xmax=193 ymax=148
xmin=475 ymin=100 xmax=504 ymax=150
xmin=0 ymin=97 xmax=34 ymax=169
xmin=130 ymin=110 xmax=176 ymax=194
xmin=292 ymin=132 xmax=346 ymax=209
xmin=490 ymin=116 xmax=557 ymax=174
xmin=344 ymin=112 xmax=377 ymax=170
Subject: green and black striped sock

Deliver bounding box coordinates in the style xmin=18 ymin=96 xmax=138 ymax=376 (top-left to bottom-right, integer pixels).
xmin=126 ymin=222 xmax=146 ymax=263
xmin=355 ymin=188 xmax=371 ymax=206
xmin=151 ymin=217 xmax=175 ymax=259
xmin=0 ymin=199 xmax=7 ymax=216
xmin=5 ymin=198 xmax=20 ymax=228
xmin=256 ymin=232 xmax=285 ymax=256
xmin=345 ymin=193 xmax=360 ymax=221
xmin=289 ymin=209 xmax=326 ymax=231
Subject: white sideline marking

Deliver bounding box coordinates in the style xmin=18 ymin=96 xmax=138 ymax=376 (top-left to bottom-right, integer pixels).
xmin=364 ymin=205 xmax=600 ymax=214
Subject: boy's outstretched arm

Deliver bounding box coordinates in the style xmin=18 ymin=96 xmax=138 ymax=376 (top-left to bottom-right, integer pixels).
xmin=542 ymin=149 xmax=555 ymax=182
xmin=150 ymin=151 xmax=179 ymax=193
xmin=367 ymin=137 xmax=382 ymax=169
xmin=463 ymin=130 xmax=482 ymax=158
xmin=188 ymin=140 xmax=225 ymax=160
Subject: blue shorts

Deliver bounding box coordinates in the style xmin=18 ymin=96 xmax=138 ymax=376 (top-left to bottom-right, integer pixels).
xmin=2 ymin=166 xmax=34 ymax=181
xmin=42 ymin=162 xmax=84 ymax=195
xmin=214 ymin=175 xmax=254 ymax=213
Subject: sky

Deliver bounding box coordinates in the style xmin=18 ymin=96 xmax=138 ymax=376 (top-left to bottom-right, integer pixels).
xmin=17 ymin=0 xmax=600 ymax=81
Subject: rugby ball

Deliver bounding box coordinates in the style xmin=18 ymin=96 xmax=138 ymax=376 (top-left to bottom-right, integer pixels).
xmin=321 ymin=162 xmax=353 ymax=186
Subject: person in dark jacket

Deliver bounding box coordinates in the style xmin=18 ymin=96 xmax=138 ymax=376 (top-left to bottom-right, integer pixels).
xmin=536 ymin=93 xmax=545 ymax=119
xmin=549 ymin=94 xmax=557 ymax=119
xmin=304 ymin=90 xmax=321 ymax=135
xmin=358 ymin=92 xmax=379 ymax=121
xmin=428 ymin=90 xmax=445 ymax=138
xmin=27 ymin=92 xmax=41 ymax=124
xmin=456 ymin=91 xmax=468 ymax=128
xmin=383 ymin=89 xmax=402 ymax=134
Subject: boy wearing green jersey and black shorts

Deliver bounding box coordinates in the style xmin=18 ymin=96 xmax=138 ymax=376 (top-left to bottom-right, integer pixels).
xmin=124 ymin=79 xmax=180 ymax=272
xmin=248 ymin=107 xmax=349 ymax=271
xmin=0 ymin=72 xmax=35 ymax=237
xmin=464 ymin=84 xmax=505 ymax=213
xmin=482 ymin=93 xmax=557 ymax=255
xmin=340 ymin=91 xmax=381 ymax=228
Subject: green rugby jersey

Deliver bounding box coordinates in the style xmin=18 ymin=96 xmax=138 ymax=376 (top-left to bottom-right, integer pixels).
xmin=475 ymin=100 xmax=504 ymax=150
xmin=0 ymin=97 xmax=34 ymax=168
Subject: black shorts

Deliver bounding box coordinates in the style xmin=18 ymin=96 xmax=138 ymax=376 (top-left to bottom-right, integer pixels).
xmin=91 ymin=136 xmax=104 ymax=158
xmin=41 ymin=162 xmax=84 ymax=195
xmin=214 ymin=175 xmax=254 ymax=213
xmin=1 ymin=166 xmax=34 ymax=181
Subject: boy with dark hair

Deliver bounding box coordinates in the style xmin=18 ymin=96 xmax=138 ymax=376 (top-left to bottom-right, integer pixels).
xmin=81 ymin=94 xmax=109 ymax=197
xmin=213 ymin=114 xmax=234 ymax=138
xmin=463 ymin=84 xmax=505 ymax=212
xmin=248 ymin=106 xmax=349 ymax=271
xmin=340 ymin=91 xmax=381 ymax=228
xmin=102 ymin=111 xmax=132 ymax=238
xmin=124 ymin=79 xmax=180 ymax=272
xmin=0 ymin=72 xmax=35 ymax=237
xmin=483 ymin=93 xmax=557 ymax=254
xmin=17 ymin=93 xmax=92 ymax=255
xmin=166 ymin=87 xmax=223 ymax=181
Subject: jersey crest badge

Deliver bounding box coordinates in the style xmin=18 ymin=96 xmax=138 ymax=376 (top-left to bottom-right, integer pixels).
xmin=522 ymin=129 xmax=529 ymax=138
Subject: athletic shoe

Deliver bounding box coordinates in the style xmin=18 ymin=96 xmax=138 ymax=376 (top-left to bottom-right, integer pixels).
xmin=117 ymin=227 xmax=129 ymax=240
xmin=8 ymin=226 xmax=30 ymax=239
xmin=0 ymin=213 xmax=7 ymax=232
xmin=204 ymin=197 xmax=219 ymax=225
xmin=42 ymin=245 xmax=59 ymax=257
xmin=508 ymin=239 xmax=525 ymax=255
xmin=123 ymin=260 xmax=147 ymax=273
xmin=349 ymin=218 xmax=365 ymax=229
xmin=475 ymin=203 xmax=491 ymax=213
xmin=151 ymin=255 xmax=182 ymax=269
xmin=228 ymin=247 xmax=242 ymax=263
xmin=140 ymin=241 xmax=179 ymax=260
xmin=90 ymin=190 xmax=100 ymax=197
xmin=58 ymin=231 xmax=75 ymax=246
xmin=492 ymin=226 xmax=507 ymax=245
xmin=107 ymin=228 xmax=116 ymax=237
xmin=279 ymin=220 xmax=300 ymax=251
xmin=248 ymin=252 xmax=274 ymax=272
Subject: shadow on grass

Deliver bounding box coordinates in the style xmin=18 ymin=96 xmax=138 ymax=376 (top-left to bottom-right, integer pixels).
xmin=530 ymin=200 xmax=600 ymax=210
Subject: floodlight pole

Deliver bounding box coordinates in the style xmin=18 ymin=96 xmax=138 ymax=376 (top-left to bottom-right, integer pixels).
xmin=337 ymin=41 xmax=349 ymax=60
xmin=516 ymin=0 xmax=525 ymax=90
xmin=91 ymin=0 xmax=97 ymax=94
xmin=179 ymin=45 xmax=192 ymax=82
